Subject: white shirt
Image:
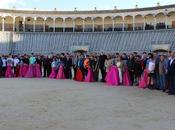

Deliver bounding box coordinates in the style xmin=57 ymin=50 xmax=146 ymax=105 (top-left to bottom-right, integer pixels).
xmin=51 ymin=61 xmax=56 ymax=68
xmin=170 ymin=58 xmax=175 ymax=65
xmin=2 ymin=58 xmax=6 ymax=67
xmin=148 ymin=60 xmax=155 ymax=72
xmin=14 ymin=58 xmax=20 ymax=67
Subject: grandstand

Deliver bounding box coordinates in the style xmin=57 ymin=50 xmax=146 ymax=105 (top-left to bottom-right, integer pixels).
xmin=0 ymin=4 xmax=175 ymax=54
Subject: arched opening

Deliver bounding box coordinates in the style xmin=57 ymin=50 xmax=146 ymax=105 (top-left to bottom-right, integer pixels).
xmin=167 ymin=11 xmax=175 ymax=29
xmin=45 ymin=17 xmax=53 ymax=32
xmin=104 ymin=16 xmax=113 ymax=31
xmin=94 ymin=17 xmax=103 ymax=32
xmin=75 ymin=17 xmax=83 ymax=32
xmin=155 ymin=13 xmax=166 ymax=29
xmin=25 ymin=17 xmax=34 ymax=32
xmin=4 ymin=16 xmax=13 ymax=31
xmin=55 ymin=17 xmax=63 ymax=32
xmin=114 ymin=16 xmax=123 ymax=31
xmin=124 ymin=15 xmax=133 ymax=31
xmin=35 ymin=17 xmax=44 ymax=32
xmin=135 ymin=15 xmax=144 ymax=30
xmin=145 ymin=14 xmax=154 ymax=30
xmin=65 ymin=18 xmax=73 ymax=32
xmin=15 ymin=16 xmax=23 ymax=32
xmin=84 ymin=17 xmax=93 ymax=32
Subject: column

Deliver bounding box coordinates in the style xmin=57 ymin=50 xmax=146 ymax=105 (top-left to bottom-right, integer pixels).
xmin=102 ymin=18 xmax=105 ymax=32
xmin=53 ymin=18 xmax=55 ymax=32
xmin=143 ymin=17 xmax=146 ymax=30
xmin=43 ymin=18 xmax=46 ymax=32
xmin=112 ymin=18 xmax=115 ymax=31
xmin=13 ymin=16 xmax=15 ymax=32
xmin=122 ymin=18 xmax=125 ymax=31
xmin=132 ymin=17 xmax=135 ymax=31
xmin=154 ymin=16 xmax=156 ymax=30
xmin=73 ymin=18 xmax=75 ymax=32
xmin=23 ymin=16 xmax=25 ymax=32
xmin=33 ymin=17 xmax=36 ymax=32
xmin=92 ymin=18 xmax=95 ymax=32
xmin=165 ymin=15 xmax=168 ymax=29
xmin=63 ymin=19 xmax=65 ymax=32
xmin=83 ymin=19 xmax=85 ymax=32
xmin=2 ymin=17 xmax=5 ymax=32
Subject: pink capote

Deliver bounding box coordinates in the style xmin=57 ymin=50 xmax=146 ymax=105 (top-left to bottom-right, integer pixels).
xmin=84 ymin=68 xmax=94 ymax=82
xmin=56 ymin=65 xmax=65 ymax=79
xmin=25 ymin=64 xmax=35 ymax=78
xmin=35 ymin=64 xmax=41 ymax=78
xmin=122 ymin=66 xmax=131 ymax=86
xmin=105 ymin=65 xmax=120 ymax=86
xmin=139 ymin=69 xmax=148 ymax=89
xmin=5 ymin=64 xmax=14 ymax=78
xmin=19 ymin=64 xmax=29 ymax=77
xmin=49 ymin=67 xmax=57 ymax=79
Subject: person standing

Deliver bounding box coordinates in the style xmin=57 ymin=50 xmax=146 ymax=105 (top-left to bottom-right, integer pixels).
xmin=158 ymin=55 xmax=166 ymax=91
xmin=99 ymin=53 xmax=107 ymax=82
xmin=43 ymin=55 xmax=51 ymax=77
xmin=0 ymin=56 xmax=3 ymax=77
xmin=2 ymin=55 xmax=7 ymax=77
xmin=127 ymin=54 xmax=135 ymax=85
xmin=167 ymin=52 xmax=175 ymax=95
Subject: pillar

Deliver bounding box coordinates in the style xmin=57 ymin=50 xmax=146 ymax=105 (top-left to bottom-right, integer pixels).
xmin=143 ymin=17 xmax=146 ymax=30
xmin=165 ymin=15 xmax=168 ymax=29
xmin=23 ymin=16 xmax=25 ymax=32
xmin=112 ymin=18 xmax=115 ymax=31
xmin=13 ymin=16 xmax=15 ymax=32
xmin=122 ymin=18 xmax=125 ymax=31
xmin=83 ymin=19 xmax=85 ymax=32
xmin=102 ymin=18 xmax=105 ymax=32
xmin=33 ymin=17 xmax=36 ymax=32
xmin=2 ymin=17 xmax=4 ymax=32
xmin=92 ymin=18 xmax=95 ymax=32
xmin=133 ymin=17 xmax=135 ymax=31
xmin=43 ymin=18 xmax=46 ymax=32
xmin=73 ymin=18 xmax=75 ymax=32
xmin=53 ymin=18 xmax=55 ymax=32
xmin=154 ymin=16 xmax=156 ymax=30
xmin=63 ymin=19 xmax=65 ymax=32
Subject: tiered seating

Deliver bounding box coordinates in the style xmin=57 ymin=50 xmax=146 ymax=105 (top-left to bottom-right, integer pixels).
xmin=0 ymin=30 xmax=175 ymax=54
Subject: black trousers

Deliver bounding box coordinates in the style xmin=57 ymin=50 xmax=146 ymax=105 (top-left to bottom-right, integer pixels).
xmin=129 ymin=70 xmax=134 ymax=85
xmin=64 ymin=68 xmax=72 ymax=79
xmin=100 ymin=67 xmax=106 ymax=82
xmin=43 ymin=66 xmax=51 ymax=77
xmin=2 ymin=67 xmax=6 ymax=77
xmin=0 ymin=67 xmax=3 ymax=77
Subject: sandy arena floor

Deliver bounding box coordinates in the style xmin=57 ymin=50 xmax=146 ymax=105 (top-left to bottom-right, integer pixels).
xmin=0 ymin=78 xmax=175 ymax=130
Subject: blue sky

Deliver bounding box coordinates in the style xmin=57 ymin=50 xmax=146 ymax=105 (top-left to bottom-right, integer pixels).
xmin=0 ymin=0 xmax=174 ymax=10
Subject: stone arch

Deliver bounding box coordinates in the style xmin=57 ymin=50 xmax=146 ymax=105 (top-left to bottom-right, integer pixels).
xmin=94 ymin=17 xmax=103 ymax=32
xmin=104 ymin=16 xmax=113 ymax=31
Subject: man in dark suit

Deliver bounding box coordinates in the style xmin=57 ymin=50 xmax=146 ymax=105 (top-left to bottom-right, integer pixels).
xmin=64 ymin=54 xmax=73 ymax=79
xmin=43 ymin=55 xmax=51 ymax=77
xmin=99 ymin=53 xmax=107 ymax=82
xmin=167 ymin=52 xmax=175 ymax=95
xmin=0 ymin=56 xmax=3 ymax=77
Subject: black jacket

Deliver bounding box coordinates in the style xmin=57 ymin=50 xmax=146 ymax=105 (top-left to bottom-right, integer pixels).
xmin=168 ymin=59 xmax=175 ymax=76
xmin=0 ymin=58 xmax=3 ymax=67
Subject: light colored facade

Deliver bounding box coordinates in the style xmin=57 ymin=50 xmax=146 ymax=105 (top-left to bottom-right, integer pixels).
xmin=0 ymin=4 xmax=175 ymax=32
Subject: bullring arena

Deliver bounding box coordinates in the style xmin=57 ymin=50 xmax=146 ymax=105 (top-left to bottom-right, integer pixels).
xmin=0 ymin=2 xmax=175 ymax=130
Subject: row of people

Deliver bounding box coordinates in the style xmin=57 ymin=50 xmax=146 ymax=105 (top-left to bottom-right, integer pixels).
xmin=0 ymin=51 xmax=175 ymax=95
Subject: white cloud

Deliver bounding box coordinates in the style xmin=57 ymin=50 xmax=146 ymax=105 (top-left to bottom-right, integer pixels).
xmin=0 ymin=0 xmax=25 ymax=8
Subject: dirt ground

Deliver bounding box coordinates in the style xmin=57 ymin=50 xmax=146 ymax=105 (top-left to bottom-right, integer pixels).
xmin=0 ymin=78 xmax=175 ymax=130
